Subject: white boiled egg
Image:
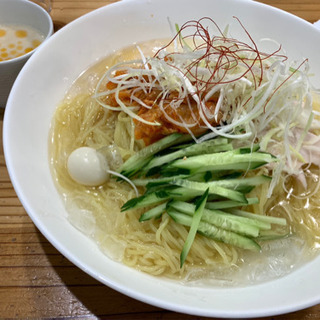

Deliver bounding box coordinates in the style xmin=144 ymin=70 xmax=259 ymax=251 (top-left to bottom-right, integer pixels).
xmin=67 ymin=147 xmax=110 ymax=186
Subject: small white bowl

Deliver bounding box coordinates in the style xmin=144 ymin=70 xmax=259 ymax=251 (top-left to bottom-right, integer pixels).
xmin=3 ymin=0 xmax=320 ymax=318
xmin=0 ymin=0 xmax=53 ymax=108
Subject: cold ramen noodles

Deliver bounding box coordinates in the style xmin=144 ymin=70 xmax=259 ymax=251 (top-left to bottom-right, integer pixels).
xmin=50 ymin=18 xmax=320 ymax=285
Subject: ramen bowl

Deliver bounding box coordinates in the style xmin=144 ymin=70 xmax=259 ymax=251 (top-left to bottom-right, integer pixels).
xmin=3 ymin=0 xmax=320 ymax=317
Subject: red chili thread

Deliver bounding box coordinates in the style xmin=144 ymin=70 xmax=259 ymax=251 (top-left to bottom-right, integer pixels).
xmin=154 ymin=17 xmax=287 ymax=102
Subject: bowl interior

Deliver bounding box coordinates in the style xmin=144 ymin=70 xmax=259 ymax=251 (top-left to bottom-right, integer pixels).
xmin=4 ymin=0 xmax=320 ymax=317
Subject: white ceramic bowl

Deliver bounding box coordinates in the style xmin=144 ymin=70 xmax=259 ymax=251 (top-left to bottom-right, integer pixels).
xmin=4 ymin=0 xmax=320 ymax=317
xmin=0 ymin=0 xmax=53 ymax=107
